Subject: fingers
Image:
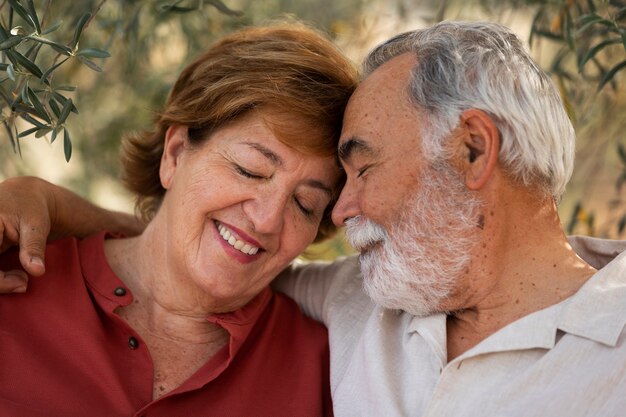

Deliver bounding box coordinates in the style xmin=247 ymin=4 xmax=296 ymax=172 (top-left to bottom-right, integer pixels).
xmin=0 ymin=269 xmax=29 ymax=294
xmin=18 ymin=224 xmax=47 ymax=277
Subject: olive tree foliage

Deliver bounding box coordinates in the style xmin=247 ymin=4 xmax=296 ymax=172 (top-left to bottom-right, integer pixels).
xmin=0 ymin=0 xmax=368 ymax=204
xmin=0 ymin=0 xmax=249 ymax=163
xmin=518 ymin=0 xmax=626 ymax=237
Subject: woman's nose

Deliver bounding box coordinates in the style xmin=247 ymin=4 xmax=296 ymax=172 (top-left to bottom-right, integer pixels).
xmin=244 ymin=192 xmax=287 ymax=235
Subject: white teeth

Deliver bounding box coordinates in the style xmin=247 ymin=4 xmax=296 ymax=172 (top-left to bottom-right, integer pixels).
xmin=216 ymin=222 xmax=260 ymax=256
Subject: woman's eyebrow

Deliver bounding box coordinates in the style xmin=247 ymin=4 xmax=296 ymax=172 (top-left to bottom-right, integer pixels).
xmin=303 ymin=179 xmax=333 ymax=199
xmin=241 ymin=141 xmax=332 ymax=198
xmin=242 ymin=142 xmax=283 ymax=167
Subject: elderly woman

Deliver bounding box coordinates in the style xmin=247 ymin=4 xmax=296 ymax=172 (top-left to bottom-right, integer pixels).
xmin=0 ymin=23 xmax=356 ymax=416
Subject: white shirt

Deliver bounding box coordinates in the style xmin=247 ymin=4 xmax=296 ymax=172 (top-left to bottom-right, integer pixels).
xmin=276 ymin=236 xmax=626 ymax=416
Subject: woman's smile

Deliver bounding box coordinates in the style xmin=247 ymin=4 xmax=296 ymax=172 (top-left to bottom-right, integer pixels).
xmin=214 ymin=220 xmax=263 ymax=263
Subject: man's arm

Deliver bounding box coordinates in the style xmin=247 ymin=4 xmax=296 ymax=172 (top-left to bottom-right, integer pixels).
xmin=0 ymin=176 xmax=144 ymax=291
xmin=273 ymin=255 xmax=360 ymax=324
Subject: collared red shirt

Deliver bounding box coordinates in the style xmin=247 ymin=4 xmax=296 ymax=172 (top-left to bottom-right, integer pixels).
xmin=277 ymin=235 xmax=626 ymax=416
xmin=0 ymin=233 xmax=332 ymax=417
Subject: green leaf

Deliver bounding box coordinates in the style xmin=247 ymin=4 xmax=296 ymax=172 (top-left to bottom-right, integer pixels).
xmin=530 ymin=28 xmax=563 ymax=42
xmin=41 ymin=20 xmax=62 ymax=35
xmin=586 ymin=0 xmax=596 ymax=13
xmin=63 ymin=127 xmax=72 ymax=161
xmin=578 ymin=38 xmax=622 ymax=72
xmin=20 ymin=112 xmax=47 ymax=128
xmin=159 ymin=0 xmax=198 ymax=13
xmin=6 ymin=63 xmax=16 ymax=81
xmin=24 ymin=41 xmax=42 ymax=61
xmin=0 ymin=24 xmax=9 ymax=41
xmin=567 ymin=202 xmax=582 ymax=235
xmin=618 ymin=144 xmax=626 ymax=165
xmin=7 ymin=0 xmax=35 ymax=30
xmin=577 ymin=13 xmax=604 ymax=33
xmin=6 ymin=49 xmax=44 ymax=79
xmin=160 ymin=5 xmax=198 ymax=13
xmin=4 ymin=121 xmax=17 ymax=153
xmin=0 ymin=35 xmax=23 ymax=50
xmin=17 ymin=125 xmax=39 ymax=137
xmin=48 ymin=97 xmax=61 ymax=118
xmin=565 ymin=9 xmax=575 ymax=50
xmin=51 ymin=91 xmax=78 ymax=114
xmin=41 ymin=57 xmax=70 ymax=83
xmin=577 ymin=14 xmax=618 ymax=35
xmin=50 ymin=127 xmax=58 ymax=143
xmin=204 ymin=0 xmax=243 ymax=16
xmin=76 ymin=55 xmax=102 ymax=72
xmin=71 ymin=13 xmax=92 ymax=50
xmin=26 ymin=35 xmax=72 ymax=55
xmin=26 ymin=87 xmax=51 ymax=123
xmin=597 ymin=59 xmax=626 ymax=91
xmin=20 ymin=81 xmax=29 ymax=105
xmin=57 ymin=97 xmax=73 ymax=125
xmin=4 ymin=121 xmax=22 ymax=157
xmin=23 ymin=0 xmax=41 ymax=34
xmin=54 ymin=85 xmax=76 ymax=92
xmin=76 ymin=47 xmax=111 ymax=59
xmin=34 ymin=126 xmax=52 ymax=138
xmin=619 ymin=215 xmax=626 ymax=235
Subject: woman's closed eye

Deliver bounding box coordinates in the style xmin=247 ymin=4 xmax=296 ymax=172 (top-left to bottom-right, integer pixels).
xmin=294 ymin=192 xmax=329 ymax=220
xmin=235 ymin=164 xmax=268 ymax=180
xmin=294 ymin=196 xmax=314 ymax=217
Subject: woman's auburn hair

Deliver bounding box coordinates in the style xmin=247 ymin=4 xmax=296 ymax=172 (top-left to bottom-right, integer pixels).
xmin=120 ymin=23 xmax=358 ymax=242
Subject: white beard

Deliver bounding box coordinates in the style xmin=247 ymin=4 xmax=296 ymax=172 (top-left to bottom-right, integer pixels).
xmin=345 ymin=162 xmax=483 ymax=316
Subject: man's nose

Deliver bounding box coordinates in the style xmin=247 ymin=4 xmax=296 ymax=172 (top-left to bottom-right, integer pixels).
xmin=331 ymin=183 xmax=361 ymax=226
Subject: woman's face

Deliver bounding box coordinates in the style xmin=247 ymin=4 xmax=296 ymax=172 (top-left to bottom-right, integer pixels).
xmin=158 ymin=111 xmax=340 ymax=311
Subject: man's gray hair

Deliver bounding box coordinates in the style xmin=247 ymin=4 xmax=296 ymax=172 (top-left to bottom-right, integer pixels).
xmin=364 ymin=21 xmax=575 ymax=200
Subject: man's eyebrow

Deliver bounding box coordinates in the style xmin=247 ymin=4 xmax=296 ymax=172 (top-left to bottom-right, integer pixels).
xmin=243 ymin=142 xmax=283 ymax=166
xmin=338 ymin=137 xmax=377 ymax=163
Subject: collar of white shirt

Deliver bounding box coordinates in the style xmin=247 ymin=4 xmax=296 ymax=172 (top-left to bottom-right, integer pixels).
xmin=406 ymin=236 xmax=626 ymax=363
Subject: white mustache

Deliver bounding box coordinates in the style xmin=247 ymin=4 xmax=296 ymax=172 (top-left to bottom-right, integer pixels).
xmin=345 ymin=216 xmax=388 ymax=251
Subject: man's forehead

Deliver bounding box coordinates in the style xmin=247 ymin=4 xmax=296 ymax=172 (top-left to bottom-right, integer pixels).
xmin=339 ymin=52 xmax=417 ymax=147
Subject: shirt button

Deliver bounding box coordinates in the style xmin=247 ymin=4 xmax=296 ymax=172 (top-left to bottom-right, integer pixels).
xmin=128 ymin=336 xmax=139 ymax=350
xmin=114 ymin=287 xmax=127 ymax=296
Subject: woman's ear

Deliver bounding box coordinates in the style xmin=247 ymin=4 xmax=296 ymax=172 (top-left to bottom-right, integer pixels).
xmin=160 ymin=125 xmax=188 ymax=189
xmin=458 ymin=109 xmax=500 ymax=190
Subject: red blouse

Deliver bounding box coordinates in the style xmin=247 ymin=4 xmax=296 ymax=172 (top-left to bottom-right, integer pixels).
xmin=0 ymin=233 xmax=332 ymax=417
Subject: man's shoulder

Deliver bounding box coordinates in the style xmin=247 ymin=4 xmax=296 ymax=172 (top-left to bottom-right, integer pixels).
xmin=568 ymin=235 xmax=626 ymax=269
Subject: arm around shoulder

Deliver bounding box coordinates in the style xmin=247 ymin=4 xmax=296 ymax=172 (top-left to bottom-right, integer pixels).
xmin=0 ymin=176 xmax=143 ymax=287
xmin=273 ymin=255 xmax=361 ymax=324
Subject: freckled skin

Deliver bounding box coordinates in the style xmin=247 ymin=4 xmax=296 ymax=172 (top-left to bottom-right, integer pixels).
xmin=332 ymin=53 xmax=598 ymax=362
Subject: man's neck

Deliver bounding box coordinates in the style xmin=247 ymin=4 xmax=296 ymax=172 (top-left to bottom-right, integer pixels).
xmin=444 ymin=193 xmax=596 ymax=362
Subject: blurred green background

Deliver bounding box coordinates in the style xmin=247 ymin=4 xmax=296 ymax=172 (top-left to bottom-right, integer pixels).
xmin=1 ymin=0 xmax=625 ymax=260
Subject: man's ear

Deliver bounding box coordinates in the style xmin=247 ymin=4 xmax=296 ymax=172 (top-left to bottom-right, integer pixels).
xmin=459 ymin=109 xmax=500 ymax=190
xmin=160 ymin=125 xmax=188 ymax=189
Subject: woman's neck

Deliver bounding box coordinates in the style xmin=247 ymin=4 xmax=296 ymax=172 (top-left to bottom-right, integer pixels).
xmin=103 ymin=231 xmax=230 ymax=399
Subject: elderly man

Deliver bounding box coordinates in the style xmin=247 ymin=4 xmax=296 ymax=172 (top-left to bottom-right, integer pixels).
xmin=2 ymin=21 xmax=626 ymax=417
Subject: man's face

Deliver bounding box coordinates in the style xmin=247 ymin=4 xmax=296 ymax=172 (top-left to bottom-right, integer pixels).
xmin=332 ymin=53 xmax=483 ymax=315
xmin=331 ymin=53 xmax=424 ymax=233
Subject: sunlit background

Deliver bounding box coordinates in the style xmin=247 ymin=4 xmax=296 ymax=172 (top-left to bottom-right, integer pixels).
xmin=1 ymin=0 xmax=625 ymax=259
